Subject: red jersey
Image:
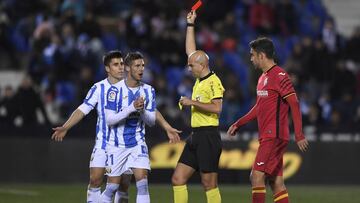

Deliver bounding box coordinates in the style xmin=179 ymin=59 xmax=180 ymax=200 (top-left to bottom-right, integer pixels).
xmin=256 ymin=65 xmax=295 ymax=141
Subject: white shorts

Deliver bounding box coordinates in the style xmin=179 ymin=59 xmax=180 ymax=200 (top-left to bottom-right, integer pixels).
xmin=105 ymin=144 xmax=150 ymax=177
xmin=89 ymin=147 xmax=107 ymax=168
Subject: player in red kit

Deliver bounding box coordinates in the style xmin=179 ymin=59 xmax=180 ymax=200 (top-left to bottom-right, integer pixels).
xmin=227 ymin=37 xmax=309 ymax=203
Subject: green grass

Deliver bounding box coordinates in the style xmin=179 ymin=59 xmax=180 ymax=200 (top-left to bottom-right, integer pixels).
xmin=1 ymin=184 xmax=360 ymax=203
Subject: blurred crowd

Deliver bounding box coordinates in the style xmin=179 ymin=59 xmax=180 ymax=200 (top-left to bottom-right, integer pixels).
xmin=0 ymin=0 xmax=360 ymax=136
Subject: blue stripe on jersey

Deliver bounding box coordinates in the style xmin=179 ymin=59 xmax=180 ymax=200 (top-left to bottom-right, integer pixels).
xmin=84 ymin=85 xmax=97 ymax=106
xmin=113 ymin=88 xmax=122 ymax=147
xmin=123 ymin=118 xmax=138 ymax=147
xmin=114 ymin=124 xmax=119 ymax=147
xmin=107 ymin=126 xmax=111 ymax=141
xmin=123 ymin=88 xmax=139 ymax=148
xmin=118 ymin=87 xmax=123 ymax=111
xmin=100 ymin=84 xmax=107 ymax=149
xmin=150 ymin=88 xmax=156 ymax=111
xmin=144 ymin=88 xmax=149 ymax=109
xmin=139 ymin=120 xmax=145 ymax=139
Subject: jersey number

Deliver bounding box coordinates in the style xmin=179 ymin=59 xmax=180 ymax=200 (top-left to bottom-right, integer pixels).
xmin=105 ymin=154 xmax=114 ymax=166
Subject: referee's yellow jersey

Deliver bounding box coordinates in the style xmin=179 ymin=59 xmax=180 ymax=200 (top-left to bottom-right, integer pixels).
xmin=191 ymin=72 xmax=225 ymax=127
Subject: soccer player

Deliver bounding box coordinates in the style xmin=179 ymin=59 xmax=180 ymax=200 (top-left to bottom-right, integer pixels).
xmin=172 ymin=11 xmax=224 ymax=203
xmin=101 ymin=51 xmax=165 ymax=203
xmin=51 ymin=51 xmax=181 ymax=203
xmin=227 ymin=37 xmax=309 ymax=203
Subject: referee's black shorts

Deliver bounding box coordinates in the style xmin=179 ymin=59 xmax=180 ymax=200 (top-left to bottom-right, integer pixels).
xmin=178 ymin=126 xmax=222 ymax=173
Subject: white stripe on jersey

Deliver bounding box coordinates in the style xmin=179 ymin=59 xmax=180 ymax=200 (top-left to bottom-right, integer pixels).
xmin=105 ymin=79 xmax=156 ymax=148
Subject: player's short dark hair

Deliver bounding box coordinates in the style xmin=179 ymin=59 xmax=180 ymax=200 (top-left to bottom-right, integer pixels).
xmin=124 ymin=51 xmax=144 ymax=66
xmin=103 ymin=50 xmax=122 ymax=66
xmin=249 ymin=37 xmax=275 ymax=59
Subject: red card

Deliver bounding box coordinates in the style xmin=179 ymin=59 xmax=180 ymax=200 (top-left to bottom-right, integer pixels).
xmin=191 ymin=0 xmax=202 ymax=11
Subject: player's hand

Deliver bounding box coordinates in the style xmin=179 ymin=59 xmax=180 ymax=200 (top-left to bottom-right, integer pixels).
xmin=179 ymin=96 xmax=193 ymax=106
xmin=187 ymin=11 xmax=197 ymax=24
xmin=165 ymin=127 xmax=182 ymax=143
xmin=297 ymin=138 xmax=309 ymax=152
xmin=134 ymin=97 xmax=144 ymax=111
xmin=51 ymin=126 xmax=68 ymax=142
xmin=227 ymin=124 xmax=239 ymax=136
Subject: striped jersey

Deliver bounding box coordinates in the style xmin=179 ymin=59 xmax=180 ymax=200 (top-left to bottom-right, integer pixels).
xmin=105 ymin=79 xmax=156 ymax=148
xmin=256 ymin=65 xmax=295 ymax=141
xmin=78 ymin=78 xmax=121 ymax=149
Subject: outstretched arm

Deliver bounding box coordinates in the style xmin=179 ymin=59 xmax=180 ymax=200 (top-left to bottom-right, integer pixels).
xmin=156 ymin=110 xmax=181 ymax=143
xmin=286 ymin=94 xmax=309 ymax=152
xmin=51 ymin=108 xmax=85 ymax=141
xmin=227 ymin=103 xmax=258 ymax=136
xmin=186 ymin=11 xmax=197 ymax=56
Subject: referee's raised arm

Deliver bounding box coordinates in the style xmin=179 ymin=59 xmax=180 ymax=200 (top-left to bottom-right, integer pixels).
xmin=186 ymin=11 xmax=197 ymax=56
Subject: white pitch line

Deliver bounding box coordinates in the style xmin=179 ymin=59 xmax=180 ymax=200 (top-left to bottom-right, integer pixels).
xmin=0 ymin=188 xmax=40 ymax=196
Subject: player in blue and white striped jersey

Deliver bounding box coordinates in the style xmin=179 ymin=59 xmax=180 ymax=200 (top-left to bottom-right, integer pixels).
xmin=52 ymin=50 xmax=125 ymax=203
xmin=101 ymin=52 xmax=158 ymax=203
xmin=52 ymin=50 xmax=181 ymax=203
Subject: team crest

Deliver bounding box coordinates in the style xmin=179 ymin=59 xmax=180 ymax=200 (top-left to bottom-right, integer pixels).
xmin=263 ymin=77 xmax=268 ymax=86
xmin=108 ymin=91 xmax=116 ymax=102
xmin=195 ymin=96 xmax=201 ymax=101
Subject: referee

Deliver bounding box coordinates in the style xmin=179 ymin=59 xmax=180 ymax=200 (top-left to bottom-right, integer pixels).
xmin=172 ymin=11 xmax=225 ymax=203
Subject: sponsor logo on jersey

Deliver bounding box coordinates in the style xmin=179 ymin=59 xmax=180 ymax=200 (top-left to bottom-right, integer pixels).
xmin=257 ymin=90 xmax=268 ymax=97
xmin=278 ymin=72 xmax=286 ymax=76
xmin=108 ymin=91 xmax=116 ymax=102
xmin=256 ymin=162 xmax=265 ymax=166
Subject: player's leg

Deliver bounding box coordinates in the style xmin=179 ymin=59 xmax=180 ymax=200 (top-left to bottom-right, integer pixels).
xmin=172 ymin=163 xmax=196 ymax=203
xmin=268 ymin=139 xmax=289 ymax=203
xmin=132 ymin=168 xmax=150 ymax=203
xmin=269 ymin=176 xmax=289 ymax=203
xmin=199 ymin=172 xmax=221 ymax=203
xmin=87 ymin=147 xmax=107 ymax=203
xmin=250 ymin=169 xmax=267 ymax=203
xmin=87 ymin=167 xmax=105 ymax=203
xmin=172 ymin=138 xmax=197 ymax=203
xmin=101 ymin=147 xmax=128 ymax=203
xmin=251 ymin=138 xmax=274 ymax=203
xmin=114 ymin=173 xmax=132 ymax=203
xmin=197 ymin=129 xmax=222 ymax=203
xmin=102 ymin=176 xmax=121 ymax=203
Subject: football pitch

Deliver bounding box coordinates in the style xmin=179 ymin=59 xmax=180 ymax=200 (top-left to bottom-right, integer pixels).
xmin=1 ymin=184 xmax=360 ymax=203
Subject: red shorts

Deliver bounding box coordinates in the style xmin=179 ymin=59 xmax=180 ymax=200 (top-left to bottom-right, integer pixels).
xmin=253 ymin=138 xmax=289 ymax=176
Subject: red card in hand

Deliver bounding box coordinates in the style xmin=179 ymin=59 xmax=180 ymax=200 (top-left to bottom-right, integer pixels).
xmin=191 ymin=0 xmax=202 ymax=11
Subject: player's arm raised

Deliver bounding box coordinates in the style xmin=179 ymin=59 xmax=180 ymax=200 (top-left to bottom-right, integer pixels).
xmin=186 ymin=11 xmax=197 ymax=56
xmin=285 ymin=93 xmax=309 ymax=152
xmin=52 ymin=108 xmax=85 ymax=142
xmin=156 ymin=110 xmax=181 ymax=143
xmin=105 ymin=97 xmax=142 ymax=126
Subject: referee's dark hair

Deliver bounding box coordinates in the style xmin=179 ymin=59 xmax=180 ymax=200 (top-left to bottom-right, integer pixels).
xmin=103 ymin=50 xmax=123 ymax=66
xmin=124 ymin=51 xmax=144 ymax=66
xmin=249 ymin=37 xmax=275 ymax=59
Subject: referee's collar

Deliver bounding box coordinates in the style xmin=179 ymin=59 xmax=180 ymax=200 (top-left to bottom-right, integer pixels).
xmin=199 ymin=71 xmax=214 ymax=82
